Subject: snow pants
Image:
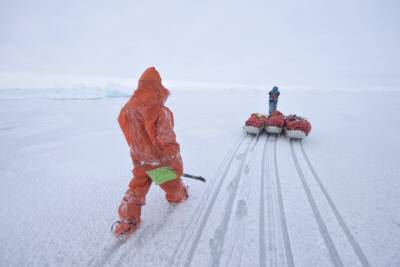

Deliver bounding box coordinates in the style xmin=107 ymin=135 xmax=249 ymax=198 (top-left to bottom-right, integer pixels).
xmin=269 ymin=100 xmax=278 ymax=115
xmin=118 ymin=164 xmax=188 ymax=222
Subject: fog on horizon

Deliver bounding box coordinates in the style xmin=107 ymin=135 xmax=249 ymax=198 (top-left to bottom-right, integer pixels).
xmin=1 ymin=0 xmax=399 ymax=89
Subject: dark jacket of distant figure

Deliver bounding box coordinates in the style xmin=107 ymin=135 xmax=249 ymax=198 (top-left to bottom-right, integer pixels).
xmin=269 ymin=86 xmax=280 ymax=103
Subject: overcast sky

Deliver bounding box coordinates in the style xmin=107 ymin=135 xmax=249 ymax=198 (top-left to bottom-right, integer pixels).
xmin=1 ymin=0 xmax=399 ymax=88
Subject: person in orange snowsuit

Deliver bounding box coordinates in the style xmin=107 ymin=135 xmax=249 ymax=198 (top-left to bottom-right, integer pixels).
xmin=113 ymin=67 xmax=188 ymax=237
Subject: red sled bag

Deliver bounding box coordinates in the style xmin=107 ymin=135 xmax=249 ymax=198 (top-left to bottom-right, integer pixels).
xmin=285 ymin=114 xmax=312 ymax=139
xmin=244 ymin=113 xmax=266 ymax=134
xmin=264 ymin=111 xmax=285 ymax=134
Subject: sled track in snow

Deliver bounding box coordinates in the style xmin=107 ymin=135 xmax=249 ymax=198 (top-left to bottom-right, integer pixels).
xmin=221 ymin=134 xmax=263 ymax=267
xmin=167 ymin=135 xmax=256 ymax=266
xmin=88 ymin=239 xmax=127 ymax=267
xmin=112 ymin=205 xmax=178 ymax=266
xmin=186 ymin=136 xmax=257 ymax=267
xmin=290 ymin=140 xmax=344 ymax=267
xmin=259 ymin=135 xmax=271 ymax=267
xmin=89 ymin=205 xmax=177 ymax=267
xmin=298 ymin=142 xmax=371 ymax=267
xmin=0 ymin=125 xmax=19 ymax=131
xmin=267 ymin=136 xmax=278 ymax=267
xmin=167 ymin=135 xmax=249 ymax=266
xmin=272 ymin=136 xmax=295 ymax=267
xmin=132 ymin=206 xmax=177 ymax=249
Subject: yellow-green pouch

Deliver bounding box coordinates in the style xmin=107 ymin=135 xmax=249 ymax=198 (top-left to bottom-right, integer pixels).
xmin=146 ymin=167 xmax=177 ymax=185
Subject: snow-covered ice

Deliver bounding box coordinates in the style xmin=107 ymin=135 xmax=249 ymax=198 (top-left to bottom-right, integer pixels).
xmin=1 ymin=88 xmax=400 ymax=266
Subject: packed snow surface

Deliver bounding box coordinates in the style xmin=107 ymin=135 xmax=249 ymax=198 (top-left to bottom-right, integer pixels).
xmin=1 ymin=88 xmax=400 ymax=266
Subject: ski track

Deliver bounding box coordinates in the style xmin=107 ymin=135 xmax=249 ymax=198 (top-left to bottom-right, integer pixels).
xmin=207 ymin=137 xmax=256 ymax=267
xmin=290 ymin=140 xmax=344 ymax=267
xmin=299 ymin=142 xmax=371 ymax=267
xmin=169 ymin=135 xmax=247 ymax=267
xmin=0 ymin=125 xmax=19 ymax=131
xmin=392 ymin=220 xmax=400 ymax=228
xmin=90 ymin=205 xmax=177 ymax=267
xmin=131 ymin=205 xmax=177 ymax=250
xmin=168 ymin=135 xmax=248 ymax=267
xmin=88 ymin=239 xmax=127 ymax=267
xmin=266 ymin=134 xmax=278 ymax=267
xmin=259 ymin=134 xmax=270 ymax=267
xmin=92 ymin=135 xmax=371 ymax=267
xmin=226 ymin=134 xmax=265 ymax=267
xmin=112 ymin=205 xmax=177 ymax=266
xmin=274 ymin=136 xmax=295 ymax=267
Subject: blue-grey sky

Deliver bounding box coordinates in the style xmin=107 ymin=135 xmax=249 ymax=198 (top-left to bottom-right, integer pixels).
xmin=1 ymin=0 xmax=399 ymax=87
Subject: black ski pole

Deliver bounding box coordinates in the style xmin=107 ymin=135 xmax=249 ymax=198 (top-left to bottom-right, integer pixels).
xmin=183 ymin=173 xmax=206 ymax=183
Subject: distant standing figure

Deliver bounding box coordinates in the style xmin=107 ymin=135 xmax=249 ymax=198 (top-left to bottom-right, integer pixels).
xmin=269 ymin=86 xmax=280 ymax=115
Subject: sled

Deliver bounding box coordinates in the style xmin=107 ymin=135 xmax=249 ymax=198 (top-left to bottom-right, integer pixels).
xmin=244 ymin=113 xmax=266 ymax=134
xmin=264 ymin=111 xmax=285 ymax=134
xmin=265 ymin=126 xmax=282 ymax=134
xmin=285 ymin=129 xmax=307 ymax=139
xmin=243 ymin=125 xmax=263 ymax=134
xmin=284 ymin=114 xmax=312 ymax=139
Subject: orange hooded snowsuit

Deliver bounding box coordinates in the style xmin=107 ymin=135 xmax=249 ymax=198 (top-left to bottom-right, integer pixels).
xmin=117 ymin=67 xmax=188 ymax=225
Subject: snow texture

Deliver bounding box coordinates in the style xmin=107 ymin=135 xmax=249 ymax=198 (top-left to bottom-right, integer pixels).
xmin=1 ymin=89 xmax=400 ymax=266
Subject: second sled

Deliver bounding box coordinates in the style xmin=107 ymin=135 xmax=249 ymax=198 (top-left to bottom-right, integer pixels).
xmin=264 ymin=111 xmax=286 ymax=134
xmin=284 ymin=114 xmax=312 ymax=139
xmin=244 ymin=113 xmax=266 ymax=135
